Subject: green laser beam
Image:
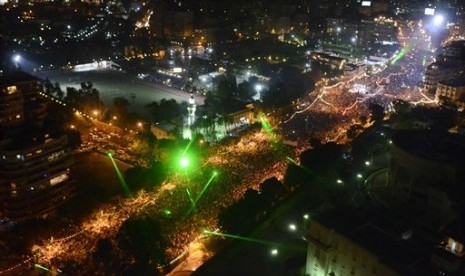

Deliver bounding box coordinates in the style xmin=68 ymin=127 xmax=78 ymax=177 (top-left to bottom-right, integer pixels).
xmin=286 ymin=156 xmax=313 ymax=175
xmin=34 ymin=264 xmax=51 ymax=272
xmin=186 ymin=188 xmax=196 ymax=208
xmin=182 ymin=136 xmax=196 ymax=155
xmin=108 ymin=153 xmax=130 ymax=195
xmin=203 ymin=230 xmax=307 ymax=252
xmin=286 ymin=156 xmax=299 ymax=165
xmin=163 ymin=209 xmax=171 ymax=216
xmin=182 ymin=171 xmax=218 ymax=220
xmin=193 ymin=171 xmax=218 ymax=206
xmin=203 ymin=229 xmax=277 ymax=246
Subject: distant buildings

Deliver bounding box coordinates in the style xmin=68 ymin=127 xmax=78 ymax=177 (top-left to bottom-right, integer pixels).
xmin=324 ymin=16 xmax=398 ymax=58
xmin=0 ymin=71 xmax=75 ymax=221
xmin=424 ymin=40 xmax=465 ymax=101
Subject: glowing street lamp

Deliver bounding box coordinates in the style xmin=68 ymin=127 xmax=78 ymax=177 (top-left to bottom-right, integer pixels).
xmin=270 ymin=248 xmax=278 ymax=256
xmin=289 ymin=223 xmax=297 ymax=231
xmin=433 ymin=14 xmax=445 ymax=26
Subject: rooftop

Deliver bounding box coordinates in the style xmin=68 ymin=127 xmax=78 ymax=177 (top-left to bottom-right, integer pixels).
xmin=0 ymin=71 xmax=38 ymax=87
xmin=315 ymin=207 xmax=429 ymax=274
xmin=438 ymin=76 xmax=465 ymax=87
xmin=392 ymin=129 xmax=465 ymax=166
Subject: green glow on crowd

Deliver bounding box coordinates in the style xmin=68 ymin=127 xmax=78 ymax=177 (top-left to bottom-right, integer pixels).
xmin=286 ymin=156 xmax=299 ymax=165
xmin=180 ymin=156 xmax=190 ymax=168
xmin=260 ymin=115 xmax=274 ymax=136
xmin=108 ymin=152 xmax=130 ymax=195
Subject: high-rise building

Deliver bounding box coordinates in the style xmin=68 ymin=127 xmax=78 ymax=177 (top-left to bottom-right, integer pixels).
xmin=0 ymin=71 xmax=75 ymax=222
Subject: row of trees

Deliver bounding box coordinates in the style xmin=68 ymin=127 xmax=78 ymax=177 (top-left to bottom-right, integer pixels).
xmin=43 ymin=79 xmax=187 ymax=130
xmin=92 ymin=215 xmax=167 ymax=274
xmin=218 ymin=177 xmax=286 ymax=234
xmin=218 ymin=140 xmax=346 ymax=235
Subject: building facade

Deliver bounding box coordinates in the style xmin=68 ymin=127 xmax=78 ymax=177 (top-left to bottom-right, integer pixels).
xmin=423 ymin=61 xmax=463 ymax=96
xmin=436 ymin=78 xmax=465 ymax=108
xmin=0 ymin=71 xmax=75 ymax=221
xmin=387 ymin=130 xmax=465 ymax=227
xmin=305 ymin=220 xmax=400 ymax=276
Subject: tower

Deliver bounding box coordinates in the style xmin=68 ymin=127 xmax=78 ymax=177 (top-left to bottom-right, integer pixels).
xmin=187 ymin=93 xmax=196 ymax=126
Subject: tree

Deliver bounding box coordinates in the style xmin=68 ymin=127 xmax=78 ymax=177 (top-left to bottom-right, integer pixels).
xmin=131 ymin=131 xmax=157 ymax=161
xmin=125 ymin=166 xmax=147 ymax=192
xmin=216 ymin=78 xmax=237 ymax=101
xmin=67 ymin=129 xmax=82 ymax=149
xmin=54 ymin=82 xmax=64 ymax=99
xmin=237 ymin=81 xmax=255 ymax=101
xmin=262 ymin=82 xmax=290 ymax=107
xmin=113 ymin=96 xmax=130 ymax=113
xmin=300 ymin=142 xmax=343 ymax=176
xmin=260 ymin=177 xmax=286 ymax=204
xmin=65 ymin=87 xmax=80 ymax=105
xmin=368 ymin=103 xmax=385 ymax=123
xmin=117 ymin=216 xmax=166 ymax=266
xmin=93 ymin=238 xmax=115 ymax=264
xmin=145 ymin=99 xmax=184 ymax=123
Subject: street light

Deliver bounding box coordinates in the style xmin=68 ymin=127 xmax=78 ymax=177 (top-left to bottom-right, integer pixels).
xmin=13 ymin=54 xmax=21 ymax=63
xmin=270 ymin=248 xmax=278 ymax=256
xmin=433 ymin=14 xmax=444 ymax=26
xmin=289 ymin=223 xmax=297 ymax=231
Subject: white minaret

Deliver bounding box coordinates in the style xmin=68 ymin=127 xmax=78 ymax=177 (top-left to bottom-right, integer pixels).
xmin=187 ymin=93 xmax=196 ymax=126
xmin=183 ymin=93 xmax=196 ymax=140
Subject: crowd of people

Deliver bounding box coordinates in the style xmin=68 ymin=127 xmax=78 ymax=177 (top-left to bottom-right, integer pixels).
xmin=1 ymin=30 xmax=434 ymax=274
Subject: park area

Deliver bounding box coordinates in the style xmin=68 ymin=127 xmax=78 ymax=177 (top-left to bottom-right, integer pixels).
xmin=38 ymin=69 xmax=197 ymax=116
